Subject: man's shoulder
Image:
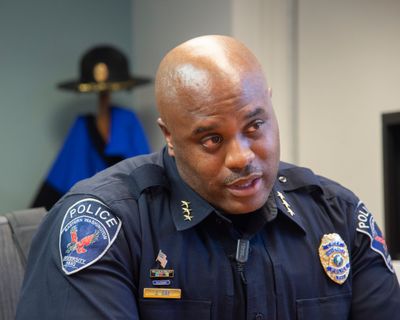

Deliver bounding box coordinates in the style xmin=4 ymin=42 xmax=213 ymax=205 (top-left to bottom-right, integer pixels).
xmin=278 ymin=161 xmax=357 ymax=205
xmin=67 ymin=151 xmax=167 ymax=203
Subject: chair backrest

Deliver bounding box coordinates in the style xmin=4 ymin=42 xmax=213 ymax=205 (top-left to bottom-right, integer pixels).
xmin=0 ymin=207 xmax=46 ymax=320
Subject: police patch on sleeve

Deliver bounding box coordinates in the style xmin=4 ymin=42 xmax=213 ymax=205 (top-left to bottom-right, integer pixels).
xmin=59 ymin=198 xmax=122 ymax=275
xmin=355 ymin=201 xmax=394 ymax=273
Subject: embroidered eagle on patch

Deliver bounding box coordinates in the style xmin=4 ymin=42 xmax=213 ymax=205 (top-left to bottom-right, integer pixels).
xmin=66 ymin=226 xmax=99 ymax=254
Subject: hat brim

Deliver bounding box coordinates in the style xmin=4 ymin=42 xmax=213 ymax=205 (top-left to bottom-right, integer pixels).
xmin=57 ymin=77 xmax=152 ymax=93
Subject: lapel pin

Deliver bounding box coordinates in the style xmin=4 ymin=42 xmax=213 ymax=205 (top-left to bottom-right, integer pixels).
xmin=156 ymin=249 xmax=168 ymax=268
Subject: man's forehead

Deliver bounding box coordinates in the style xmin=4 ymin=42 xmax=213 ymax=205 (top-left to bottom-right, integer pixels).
xmin=175 ymin=68 xmax=266 ymax=104
xmin=175 ymin=63 xmax=210 ymax=88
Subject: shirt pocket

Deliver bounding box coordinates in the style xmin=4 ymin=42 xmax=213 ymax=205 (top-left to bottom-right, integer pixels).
xmin=296 ymin=292 xmax=351 ymax=319
xmin=139 ymin=299 xmax=212 ymax=320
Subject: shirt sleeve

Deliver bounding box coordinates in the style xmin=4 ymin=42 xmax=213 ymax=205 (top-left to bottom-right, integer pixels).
xmin=350 ymin=201 xmax=400 ymax=319
xmin=16 ymin=195 xmax=140 ymax=319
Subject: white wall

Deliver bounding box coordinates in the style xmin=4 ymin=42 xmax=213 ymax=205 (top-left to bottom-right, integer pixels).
xmin=297 ymin=0 xmax=400 ymax=227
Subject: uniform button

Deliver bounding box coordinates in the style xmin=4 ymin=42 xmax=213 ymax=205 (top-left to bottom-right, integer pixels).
xmin=278 ymin=175 xmax=287 ymax=183
xmin=255 ymin=313 xmax=264 ymax=320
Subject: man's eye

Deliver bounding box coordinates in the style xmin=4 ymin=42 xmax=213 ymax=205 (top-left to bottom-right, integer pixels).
xmin=247 ymin=120 xmax=265 ymax=133
xmin=201 ymin=135 xmax=223 ymax=148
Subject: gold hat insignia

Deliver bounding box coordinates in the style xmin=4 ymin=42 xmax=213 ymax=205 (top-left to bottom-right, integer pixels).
xmin=93 ymin=62 xmax=109 ymax=82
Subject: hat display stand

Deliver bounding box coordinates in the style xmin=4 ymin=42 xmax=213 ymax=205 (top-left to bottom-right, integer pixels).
xmin=57 ymin=45 xmax=152 ymax=141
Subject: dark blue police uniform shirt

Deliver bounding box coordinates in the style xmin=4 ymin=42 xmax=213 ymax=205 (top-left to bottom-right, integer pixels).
xmin=17 ymin=149 xmax=400 ymax=319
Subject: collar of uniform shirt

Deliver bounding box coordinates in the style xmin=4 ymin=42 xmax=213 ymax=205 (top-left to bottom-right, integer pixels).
xmin=163 ymin=149 xmax=215 ymax=231
xmin=164 ymin=149 xmax=307 ymax=234
xmin=272 ymin=184 xmax=307 ymax=234
xmin=221 ymin=193 xmax=277 ymax=238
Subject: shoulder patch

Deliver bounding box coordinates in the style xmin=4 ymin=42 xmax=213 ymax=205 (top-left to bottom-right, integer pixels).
xmin=355 ymin=201 xmax=394 ymax=273
xmin=59 ymin=198 xmax=122 ymax=275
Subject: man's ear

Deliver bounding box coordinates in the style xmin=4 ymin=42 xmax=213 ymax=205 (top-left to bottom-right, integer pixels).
xmin=268 ymin=87 xmax=272 ymax=98
xmin=157 ymin=118 xmax=175 ymax=157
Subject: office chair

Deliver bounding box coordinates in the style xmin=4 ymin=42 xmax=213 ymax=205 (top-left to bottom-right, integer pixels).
xmin=0 ymin=207 xmax=46 ymax=320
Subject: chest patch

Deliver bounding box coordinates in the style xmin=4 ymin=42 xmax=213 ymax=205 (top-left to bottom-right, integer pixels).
xmin=356 ymin=202 xmax=394 ymax=273
xmin=59 ymin=198 xmax=122 ymax=275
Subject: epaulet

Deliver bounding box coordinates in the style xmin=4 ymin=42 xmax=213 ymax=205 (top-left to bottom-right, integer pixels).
xmin=128 ymin=163 xmax=169 ymax=199
xmin=277 ymin=162 xmax=323 ymax=194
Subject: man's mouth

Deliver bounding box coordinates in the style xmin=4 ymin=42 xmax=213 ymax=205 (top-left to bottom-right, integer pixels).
xmin=225 ymin=173 xmax=263 ymax=197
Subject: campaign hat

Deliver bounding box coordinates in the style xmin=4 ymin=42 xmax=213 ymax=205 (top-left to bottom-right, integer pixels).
xmin=58 ymin=45 xmax=151 ymax=92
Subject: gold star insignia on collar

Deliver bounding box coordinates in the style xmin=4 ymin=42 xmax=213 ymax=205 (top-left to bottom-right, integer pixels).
xmin=181 ymin=200 xmax=194 ymax=221
xmin=277 ymin=191 xmax=295 ymax=216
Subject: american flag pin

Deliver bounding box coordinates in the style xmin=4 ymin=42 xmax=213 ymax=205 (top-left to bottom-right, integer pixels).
xmin=156 ymin=249 xmax=168 ymax=268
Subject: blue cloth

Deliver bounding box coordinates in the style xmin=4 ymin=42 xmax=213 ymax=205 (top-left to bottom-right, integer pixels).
xmin=32 ymin=106 xmax=150 ymax=209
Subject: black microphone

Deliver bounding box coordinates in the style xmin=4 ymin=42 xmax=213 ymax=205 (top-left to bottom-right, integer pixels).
xmin=235 ymin=239 xmax=250 ymax=263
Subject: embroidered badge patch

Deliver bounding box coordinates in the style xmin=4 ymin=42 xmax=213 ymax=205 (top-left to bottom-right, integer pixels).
xmin=59 ymin=198 xmax=122 ymax=275
xmin=355 ymin=201 xmax=394 ymax=273
xmin=319 ymin=233 xmax=350 ymax=284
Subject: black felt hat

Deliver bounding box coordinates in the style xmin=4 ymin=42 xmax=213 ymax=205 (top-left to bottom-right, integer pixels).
xmin=57 ymin=45 xmax=151 ymax=93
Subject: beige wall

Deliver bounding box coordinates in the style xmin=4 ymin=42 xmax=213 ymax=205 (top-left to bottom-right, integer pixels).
xmin=297 ymin=0 xmax=400 ymax=227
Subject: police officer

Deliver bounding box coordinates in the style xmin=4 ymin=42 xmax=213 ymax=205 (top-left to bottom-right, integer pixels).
xmin=16 ymin=35 xmax=400 ymax=319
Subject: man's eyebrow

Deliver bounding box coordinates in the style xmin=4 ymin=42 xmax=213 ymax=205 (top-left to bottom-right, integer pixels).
xmin=245 ymin=107 xmax=265 ymax=119
xmin=191 ymin=108 xmax=265 ymax=136
xmin=192 ymin=124 xmax=219 ymax=136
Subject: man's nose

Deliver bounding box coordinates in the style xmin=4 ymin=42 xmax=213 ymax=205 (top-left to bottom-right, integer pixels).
xmin=224 ymin=137 xmax=255 ymax=170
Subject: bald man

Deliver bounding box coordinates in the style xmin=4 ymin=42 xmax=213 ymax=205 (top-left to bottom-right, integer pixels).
xmin=17 ymin=35 xmax=400 ymax=319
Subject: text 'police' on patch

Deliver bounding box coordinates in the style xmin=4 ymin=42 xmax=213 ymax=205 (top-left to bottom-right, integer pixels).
xmin=59 ymin=198 xmax=122 ymax=275
xmin=355 ymin=201 xmax=394 ymax=273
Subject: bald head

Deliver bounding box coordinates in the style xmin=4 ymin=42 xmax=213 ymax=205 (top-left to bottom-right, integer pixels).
xmin=155 ymin=35 xmax=268 ymax=127
xmin=154 ymin=35 xmax=279 ymax=214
